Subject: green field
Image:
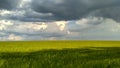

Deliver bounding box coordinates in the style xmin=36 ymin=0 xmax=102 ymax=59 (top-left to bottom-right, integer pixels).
xmin=0 ymin=41 xmax=120 ymax=52
xmin=0 ymin=41 xmax=120 ymax=68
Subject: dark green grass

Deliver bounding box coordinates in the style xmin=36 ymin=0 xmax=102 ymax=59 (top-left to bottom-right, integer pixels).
xmin=0 ymin=47 xmax=120 ymax=68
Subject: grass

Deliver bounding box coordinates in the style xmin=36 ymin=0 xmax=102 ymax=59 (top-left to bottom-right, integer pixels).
xmin=0 ymin=41 xmax=120 ymax=68
xmin=0 ymin=41 xmax=120 ymax=52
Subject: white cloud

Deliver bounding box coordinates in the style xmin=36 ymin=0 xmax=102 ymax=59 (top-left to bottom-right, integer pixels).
xmin=19 ymin=0 xmax=32 ymax=8
xmin=55 ymin=21 xmax=68 ymax=31
xmin=8 ymin=34 xmax=23 ymax=40
xmin=0 ymin=33 xmax=23 ymax=41
xmin=0 ymin=20 xmax=68 ymax=37
xmin=29 ymin=23 xmax=48 ymax=30
xmin=76 ymin=17 xmax=103 ymax=25
xmin=0 ymin=17 xmax=120 ymax=40
xmin=79 ymin=18 xmax=120 ymax=40
xmin=0 ymin=10 xmax=12 ymax=16
xmin=16 ymin=22 xmax=48 ymax=31
xmin=0 ymin=20 xmax=14 ymax=30
xmin=67 ymin=17 xmax=104 ymax=33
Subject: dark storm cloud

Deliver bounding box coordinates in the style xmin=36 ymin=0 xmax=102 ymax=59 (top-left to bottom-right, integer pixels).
xmin=1 ymin=0 xmax=120 ymax=22
xmin=90 ymin=7 xmax=120 ymax=22
xmin=2 ymin=10 xmax=56 ymax=22
xmin=31 ymin=0 xmax=120 ymax=20
xmin=0 ymin=0 xmax=20 ymax=10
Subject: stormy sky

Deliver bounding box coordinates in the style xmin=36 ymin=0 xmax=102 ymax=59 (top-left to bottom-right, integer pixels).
xmin=0 ymin=0 xmax=120 ymax=40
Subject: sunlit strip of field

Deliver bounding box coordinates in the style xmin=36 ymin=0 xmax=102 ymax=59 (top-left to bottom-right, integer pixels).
xmin=0 ymin=41 xmax=120 ymax=52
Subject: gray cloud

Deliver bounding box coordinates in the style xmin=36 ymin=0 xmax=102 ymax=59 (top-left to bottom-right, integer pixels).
xmin=1 ymin=17 xmax=120 ymax=40
xmin=0 ymin=0 xmax=20 ymax=10
xmin=89 ymin=7 xmax=120 ymax=22
xmin=31 ymin=0 xmax=120 ymax=21
xmin=1 ymin=0 xmax=120 ymax=22
xmin=1 ymin=0 xmax=120 ymax=40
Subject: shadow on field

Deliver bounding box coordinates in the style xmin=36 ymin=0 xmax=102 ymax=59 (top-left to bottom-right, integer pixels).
xmin=0 ymin=47 xmax=120 ymax=68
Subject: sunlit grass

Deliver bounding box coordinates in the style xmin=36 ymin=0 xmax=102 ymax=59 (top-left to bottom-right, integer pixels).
xmin=0 ymin=41 xmax=120 ymax=68
xmin=0 ymin=41 xmax=120 ymax=52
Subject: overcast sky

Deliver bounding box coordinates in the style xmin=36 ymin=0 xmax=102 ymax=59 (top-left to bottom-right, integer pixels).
xmin=0 ymin=0 xmax=120 ymax=40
